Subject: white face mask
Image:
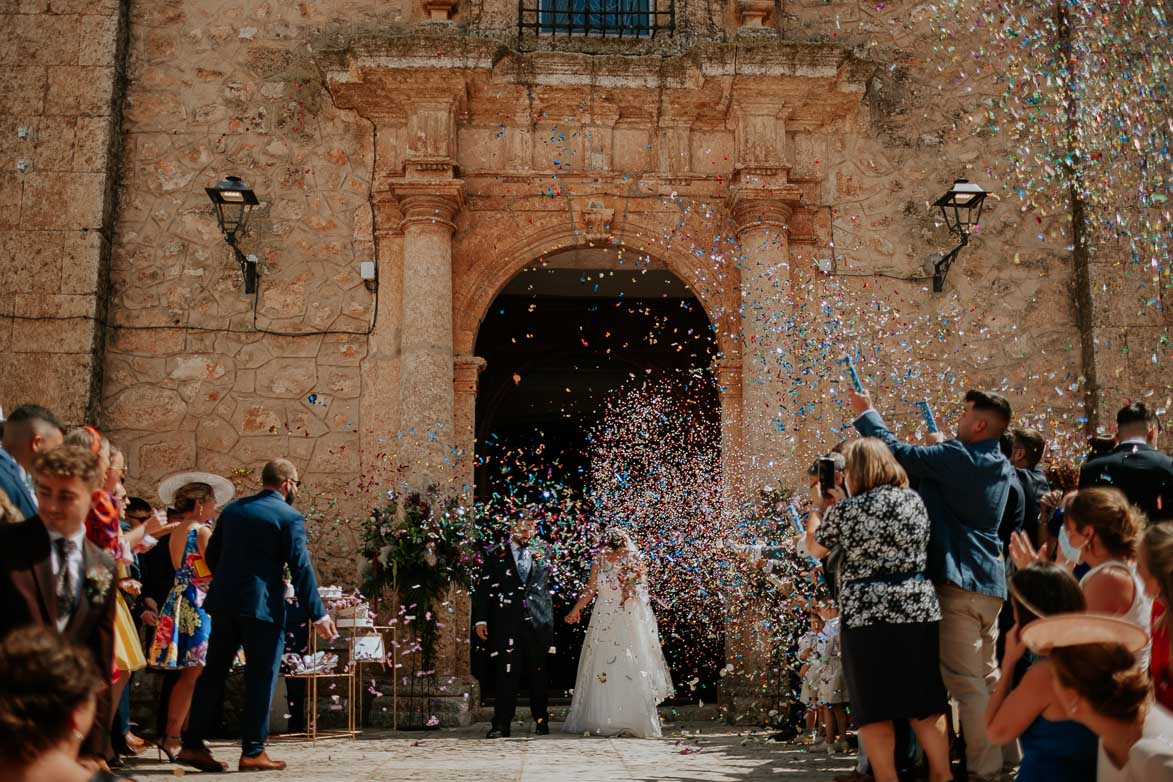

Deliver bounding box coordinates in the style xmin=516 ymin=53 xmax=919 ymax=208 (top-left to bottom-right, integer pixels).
xmin=1058 ymin=525 xmax=1084 ymax=564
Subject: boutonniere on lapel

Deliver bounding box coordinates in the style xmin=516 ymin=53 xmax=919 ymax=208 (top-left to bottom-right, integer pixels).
xmin=84 ymin=566 xmax=113 ymax=603
xmin=530 ymin=544 xmax=546 ymax=564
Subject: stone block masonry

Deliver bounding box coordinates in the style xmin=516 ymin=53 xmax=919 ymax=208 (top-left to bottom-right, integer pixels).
xmin=0 ymin=0 xmax=130 ymax=424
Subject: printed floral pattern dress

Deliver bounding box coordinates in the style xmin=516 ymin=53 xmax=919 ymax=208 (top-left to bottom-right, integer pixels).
xmin=149 ymin=525 xmax=212 ymax=668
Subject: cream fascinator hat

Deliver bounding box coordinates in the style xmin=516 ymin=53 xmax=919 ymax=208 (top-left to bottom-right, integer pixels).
xmin=1021 ymin=613 xmax=1149 ymax=655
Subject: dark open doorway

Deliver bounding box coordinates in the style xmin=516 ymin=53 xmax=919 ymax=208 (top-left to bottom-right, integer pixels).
xmin=471 ymin=250 xmax=723 ymax=707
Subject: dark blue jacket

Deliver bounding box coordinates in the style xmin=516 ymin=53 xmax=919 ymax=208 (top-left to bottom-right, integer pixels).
xmin=204 ymin=490 xmax=326 ymax=625
xmin=0 ymin=447 xmax=36 ymax=519
xmin=1080 ymin=442 xmax=1173 ymax=522
xmin=855 ymin=409 xmax=1011 ymax=598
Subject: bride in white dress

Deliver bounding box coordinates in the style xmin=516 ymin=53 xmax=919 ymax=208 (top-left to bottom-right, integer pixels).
xmin=563 ymin=528 xmax=674 ymax=738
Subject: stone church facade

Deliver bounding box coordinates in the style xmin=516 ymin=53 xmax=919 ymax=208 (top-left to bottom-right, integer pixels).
xmin=1 ymin=0 xmax=1167 ymax=713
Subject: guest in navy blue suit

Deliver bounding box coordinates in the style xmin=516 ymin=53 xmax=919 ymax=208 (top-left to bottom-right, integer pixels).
xmin=178 ymin=459 xmax=336 ymax=773
xmin=0 ymin=405 xmax=64 ymax=521
xmin=1081 ymin=401 xmax=1173 ymax=523
xmin=850 ymin=386 xmax=1017 ymax=782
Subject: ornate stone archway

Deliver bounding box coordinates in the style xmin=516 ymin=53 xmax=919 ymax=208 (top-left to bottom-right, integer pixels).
xmin=451 ymin=220 xmax=744 ymax=499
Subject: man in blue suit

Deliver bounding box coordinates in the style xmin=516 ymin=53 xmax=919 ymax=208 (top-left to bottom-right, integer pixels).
xmin=0 ymin=405 xmax=64 ymax=520
xmin=179 ymin=459 xmax=336 ymax=773
xmin=850 ymin=387 xmax=1015 ymax=782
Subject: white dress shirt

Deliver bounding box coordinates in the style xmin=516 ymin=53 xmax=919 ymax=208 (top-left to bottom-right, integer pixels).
xmin=47 ymin=527 xmax=86 ymax=631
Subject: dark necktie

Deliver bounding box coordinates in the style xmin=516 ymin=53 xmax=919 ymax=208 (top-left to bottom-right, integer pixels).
xmin=55 ymin=537 xmax=78 ymax=620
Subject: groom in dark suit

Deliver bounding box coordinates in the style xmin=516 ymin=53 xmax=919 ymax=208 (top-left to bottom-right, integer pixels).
xmin=179 ymin=458 xmax=336 ymax=773
xmin=0 ymin=445 xmax=117 ymax=763
xmin=474 ymin=510 xmax=555 ymax=737
xmin=1081 ymin=401 xmax=1173 ymax=522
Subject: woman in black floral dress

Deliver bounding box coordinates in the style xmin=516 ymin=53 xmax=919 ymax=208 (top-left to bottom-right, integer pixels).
xmin=805 ymin=437 xmax=953 ymax=782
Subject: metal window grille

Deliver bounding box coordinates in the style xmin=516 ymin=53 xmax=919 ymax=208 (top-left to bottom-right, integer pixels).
xmin=518 ymin=0 xmax=674 ymax=40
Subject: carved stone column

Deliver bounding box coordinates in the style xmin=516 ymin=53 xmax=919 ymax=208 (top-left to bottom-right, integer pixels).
xmin=392 ymin=180 xmax=465 ymax=490
xmin=730 ymin=187 xmax=800 ymax=494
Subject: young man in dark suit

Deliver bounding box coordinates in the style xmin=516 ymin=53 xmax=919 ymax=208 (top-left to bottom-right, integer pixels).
xmin=473 ymin=510 xmax=556 ymax=737
xmin=179 ymin=458 xmax=336 ymax=773
xmin=0 ymin=445 xmax=118 ymax=766
xmin=1010 ymin=428 xmax=1050 ymax=546
xmin=1081 ymin=402 xmax=1173 ymax=522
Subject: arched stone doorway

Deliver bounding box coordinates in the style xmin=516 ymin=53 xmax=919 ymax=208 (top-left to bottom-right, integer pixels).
xmin=453 ymin=227 xmax=745 ymax=502
xmin=469 ymin=246 xmax=726 ymax=704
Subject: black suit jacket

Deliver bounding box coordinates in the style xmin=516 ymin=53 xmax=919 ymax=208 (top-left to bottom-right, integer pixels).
xmin=0 ymin=517 xmax=117 ymax=758
xmin=472 ymin=541 xmax=555 ymax=651
xmin=1080 ymin=442 xmax=1173 ymax=522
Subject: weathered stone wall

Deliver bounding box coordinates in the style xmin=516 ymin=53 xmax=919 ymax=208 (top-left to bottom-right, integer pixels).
xmin=3 ymin=0 xmax=1164 ymax=589
xmin=0 ymin=0 xmax=128 ymax=424
xmin=101 ymin=1 xmax=393 ymax=586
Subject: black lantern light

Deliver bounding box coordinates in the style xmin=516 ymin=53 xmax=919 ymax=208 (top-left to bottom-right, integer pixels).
xmin=206 ymin=176 xmax=260 ymax=293
xmin=931 ymin=178 xmax=987 ymax=292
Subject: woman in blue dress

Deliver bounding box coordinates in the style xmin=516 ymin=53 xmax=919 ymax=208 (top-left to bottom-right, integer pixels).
xmin=985 ymin=561 xmax=1098 ymax=781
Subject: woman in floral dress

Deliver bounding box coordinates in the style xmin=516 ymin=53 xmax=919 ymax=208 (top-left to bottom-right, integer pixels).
xmin=148 ymin=473 xmax=233 ymax=762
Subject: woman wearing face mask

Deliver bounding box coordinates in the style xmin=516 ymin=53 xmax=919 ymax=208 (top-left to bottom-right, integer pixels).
xmin=805 ymin=438 xmax=952 ymax=782
xmin=1021 ymin=614 xmax=1173 ymax=782
xmin=147 ymin=472 xmax=234 ymax=764
xmin=1012 ymin=487 xmax=1152 ymax=669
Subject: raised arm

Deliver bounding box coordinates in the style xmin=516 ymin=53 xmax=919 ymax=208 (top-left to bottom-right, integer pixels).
xmin=851 ymin=391 xmax=958 ymax=481
xmin=985 ymin=626 xmax=1051 ymax=744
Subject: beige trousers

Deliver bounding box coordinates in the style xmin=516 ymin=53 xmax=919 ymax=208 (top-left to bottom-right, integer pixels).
xmin=937 ymin=582 xmax=1004 ymax=780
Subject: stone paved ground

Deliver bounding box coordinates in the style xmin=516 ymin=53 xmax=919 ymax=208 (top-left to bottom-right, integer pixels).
xmin=121 ymin=722 xmax=855 ymax=781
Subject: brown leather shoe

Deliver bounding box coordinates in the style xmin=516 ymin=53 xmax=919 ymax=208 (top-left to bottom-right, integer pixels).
xmin=239 ymin=751 xmax=287 ymax=772
xmin=176 ymin=746 xmax=229 ymax=772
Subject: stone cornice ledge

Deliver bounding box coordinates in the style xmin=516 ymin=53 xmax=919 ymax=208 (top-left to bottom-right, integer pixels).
xmin=314 ymin=31 xmax=875 ymax=92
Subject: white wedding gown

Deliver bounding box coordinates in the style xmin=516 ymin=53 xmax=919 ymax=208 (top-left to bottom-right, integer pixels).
xmin=563 ymin=556 xmax=675 ymax=738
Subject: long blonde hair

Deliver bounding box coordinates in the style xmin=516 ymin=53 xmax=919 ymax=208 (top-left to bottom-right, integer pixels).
xmin=843 ymin=437 xmax=909 ymax=495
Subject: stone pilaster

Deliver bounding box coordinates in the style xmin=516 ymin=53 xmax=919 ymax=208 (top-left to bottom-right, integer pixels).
xmin=392 ymin=180 xmax=465 ymax=490
xmin=729 ymin=184 xmax=801 ymax=494
xmin=452 ymin=354 xmax=486 ymax=496
xmin=715 ymin=357 xmax=745 ymax=502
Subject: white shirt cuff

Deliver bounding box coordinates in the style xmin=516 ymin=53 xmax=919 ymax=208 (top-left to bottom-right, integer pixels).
xmin=475 ymin=621 xmax=487 ymax=627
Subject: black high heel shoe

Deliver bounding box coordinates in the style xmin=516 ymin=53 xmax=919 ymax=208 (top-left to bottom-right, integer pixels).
xmin=156 ymin=736 xmax=181 ymax=763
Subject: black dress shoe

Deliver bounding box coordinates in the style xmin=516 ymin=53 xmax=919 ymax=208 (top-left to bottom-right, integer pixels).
xmin=535 ymin=721 xmax=550 ymax=735
xmin=486 ymin=727 xmax=510 ymax=738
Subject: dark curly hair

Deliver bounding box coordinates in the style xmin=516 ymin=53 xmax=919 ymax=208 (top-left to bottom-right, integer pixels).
xmin=0 ymin=627 xmax=104 ymax=762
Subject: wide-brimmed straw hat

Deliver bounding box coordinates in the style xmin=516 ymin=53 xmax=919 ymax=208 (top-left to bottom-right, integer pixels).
xmin=157 ymin=471 xmax=235 ymax=508
xmin=1021 ymin=612 xmax=1149 ymax=655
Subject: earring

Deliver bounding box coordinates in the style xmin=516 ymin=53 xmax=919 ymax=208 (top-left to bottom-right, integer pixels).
xmin=72 ymin=728 xmax=85 ymax=741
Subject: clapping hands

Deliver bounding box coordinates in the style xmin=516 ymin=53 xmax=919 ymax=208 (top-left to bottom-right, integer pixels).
xmin=1009 ymin=529 xmax=1043 ymax=571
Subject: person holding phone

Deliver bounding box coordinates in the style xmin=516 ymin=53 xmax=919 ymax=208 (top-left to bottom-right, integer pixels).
xmin=803 ymin=438 xmax=952 ymax=782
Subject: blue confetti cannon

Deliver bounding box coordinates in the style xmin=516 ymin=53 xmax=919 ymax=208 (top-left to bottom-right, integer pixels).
xmin=838 ymin=355 xmax=863 ymax=392
xmin=788 ymin=505 xmax=805 ymax=534
xmin=915 ymin=399 xmax=939 ymax=434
